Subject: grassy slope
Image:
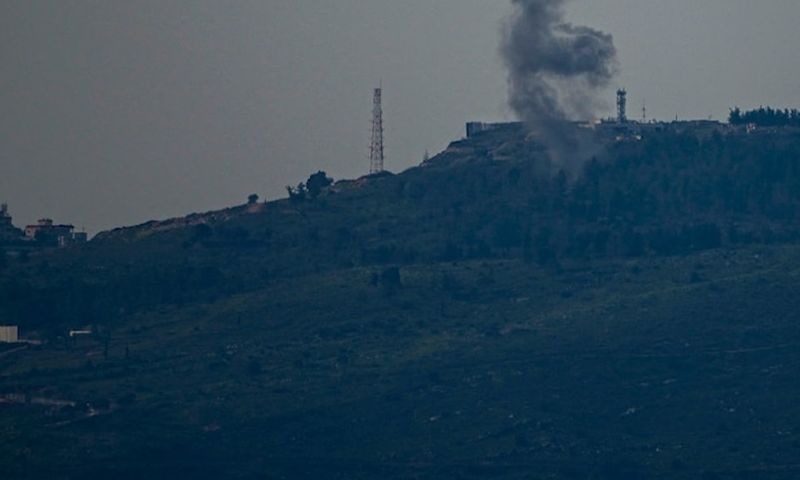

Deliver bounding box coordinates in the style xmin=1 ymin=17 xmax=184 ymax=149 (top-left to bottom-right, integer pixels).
xmin=3 ymin=244 xmax=800 ymax=479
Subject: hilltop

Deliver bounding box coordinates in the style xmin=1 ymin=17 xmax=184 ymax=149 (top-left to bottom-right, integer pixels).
xmin=3 ymin=121 xmax=800 ymax=478
xmin=4 ymin=120 xmax=800 ymax=333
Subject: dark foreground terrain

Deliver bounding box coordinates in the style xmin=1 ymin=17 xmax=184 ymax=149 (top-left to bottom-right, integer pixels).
xmin=3 ymin=123 xmax=800 ymax=478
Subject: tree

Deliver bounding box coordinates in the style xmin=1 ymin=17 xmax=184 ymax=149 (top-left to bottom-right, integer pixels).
xmin=286 ymin=183 xmax=307 ymax=204
xmin=729 ymin=106 xmax=800 ymax=127
xmin=729 ymin=107 xmax=742 ymax=125
xmin=306 ymin=171 xmax=333 ymax=199
xmin=247 ymin=194 xmax=259 ymax=205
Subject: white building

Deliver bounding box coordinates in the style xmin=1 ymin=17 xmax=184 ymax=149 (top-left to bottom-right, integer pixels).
xmin=0 ymin=326 xmax=19 ymax=343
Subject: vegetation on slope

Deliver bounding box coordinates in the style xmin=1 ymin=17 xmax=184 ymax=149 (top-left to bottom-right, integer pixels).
xmin=3 ymin=246 xmax=800 ymax=478
xmin=2 ymin=125 xmax=800 ymax=334
xmin=2 ymin=124 xmax=800 ymax=478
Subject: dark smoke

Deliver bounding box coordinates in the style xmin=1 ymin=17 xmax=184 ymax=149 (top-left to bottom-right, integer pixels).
xmin=501 ymin=0 xmax=618 ymax=171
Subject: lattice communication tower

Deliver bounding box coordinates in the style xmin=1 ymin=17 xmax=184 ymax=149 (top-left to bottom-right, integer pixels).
xmin=617 ymin=89 xmax=628 ymax=123
xmin=369 ymin=86 xmax=385 ymax=174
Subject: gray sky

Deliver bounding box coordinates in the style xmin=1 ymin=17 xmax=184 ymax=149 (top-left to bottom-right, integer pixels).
xmin=2 ymin=1 xmax=799 ymax=233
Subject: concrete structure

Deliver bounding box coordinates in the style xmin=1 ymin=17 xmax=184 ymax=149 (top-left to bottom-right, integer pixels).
xmin=467 ymin=122 xmax=499 ymax=138
xmin=25 ymin=218 xmax=87 ymax=247
xmin=71 ymin=231 xmax=88 ymax=243
xmin=1 ymin=205 xmax=86 ymax=248
xmin=60 ymin=231 xmax=88 ymax=247
xmin=0 ymin=326 xmax=19 ymax=343
xmin=466 ymin=121 xmax=524 ymax=139
xmin=0 ymin=204 xmax=24 ymax=244
xmin=0 ymin=204 xmax=11 ymax=227
xmin=25 ymin=218 xmax=71 ymax=240
xmin=466 ymin=91 xmax=733 ymax=145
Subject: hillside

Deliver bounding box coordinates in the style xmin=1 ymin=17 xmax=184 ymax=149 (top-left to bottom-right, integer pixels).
xmin=3 ymin=123 xmax=800 ymax=478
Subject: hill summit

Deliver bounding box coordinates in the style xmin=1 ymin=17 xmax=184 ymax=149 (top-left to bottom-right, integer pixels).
xmin=3 ymin=121 xmax=800 ymax=478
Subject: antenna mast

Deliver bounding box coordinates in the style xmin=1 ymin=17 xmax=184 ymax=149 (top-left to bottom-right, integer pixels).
xmin=642 ymin=99 xmax=647 ymax=123
xmin=369 ymin=85 xmax=385 ymax=174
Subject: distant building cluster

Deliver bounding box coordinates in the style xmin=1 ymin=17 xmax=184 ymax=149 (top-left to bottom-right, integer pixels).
xmin=24 ymin=218 xmax=87 ymax=246
xmin=465 ymin=89 xmax=746 ymax=143
xmin=465 ymin=121 xmax=524 ymax=138
xmin=0 ymin=203 xmax=87 ymax=249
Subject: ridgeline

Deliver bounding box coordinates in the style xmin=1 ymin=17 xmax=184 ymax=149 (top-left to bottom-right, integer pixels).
xmin=3 ymin=121 xmax=800 ymax=479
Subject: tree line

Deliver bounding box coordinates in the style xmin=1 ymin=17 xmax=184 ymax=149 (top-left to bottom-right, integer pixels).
xmin=729 ymin=107 xmax=800 ymax=127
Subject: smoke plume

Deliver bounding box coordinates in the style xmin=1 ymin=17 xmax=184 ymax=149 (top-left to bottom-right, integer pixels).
xmin=501 ymin=0 xmax=617 ymax=169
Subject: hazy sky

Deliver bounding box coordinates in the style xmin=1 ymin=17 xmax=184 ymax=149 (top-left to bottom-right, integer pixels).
xmin=2 ymin=1 xmax=799 ymax=233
